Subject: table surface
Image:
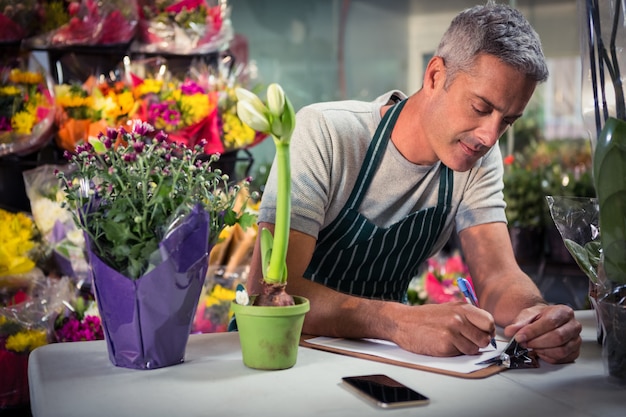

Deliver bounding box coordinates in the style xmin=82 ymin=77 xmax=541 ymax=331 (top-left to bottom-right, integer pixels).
xmin=28 ymin=310 xmax=625 ymax=417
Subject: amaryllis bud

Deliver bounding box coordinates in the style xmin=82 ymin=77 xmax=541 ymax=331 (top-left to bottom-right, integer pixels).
xmin=237 ymin=100 xmax=271 ymax=133
xmin=279 ymin=96 xmax=296 ymax=142
xmin=235 ymin=87 xmax=267 ymax=111
xmin=267 ymin=83 xmax=286 ymax=117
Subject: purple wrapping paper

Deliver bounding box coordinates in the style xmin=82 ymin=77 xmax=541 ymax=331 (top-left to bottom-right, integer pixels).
xmin=50 ymin=220 xmax=76 ymax=279
xmin=88 ymin=205 xmax=210 ymax=369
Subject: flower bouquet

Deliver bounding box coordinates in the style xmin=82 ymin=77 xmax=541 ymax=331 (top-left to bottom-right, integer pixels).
xmin=127 ymin=57 xmax=266 ymax=156
xmin=407 ymin=251 xmax=473 ymax=305
xmin=54 ymin=75 xmax=137 ymax=152
xmin=0 ymin=207 xmax=45 ymax=296
xmin=192 ymin=265 xmax=248 ymax=333
xmin=0 ymin=64 xmax=56 ymax=157
xmin=23 ymin=0 xmax=138 ymax=48
xmin=128 ymin=58 xmax=220 ymax=154
xmin=0 ymin=0 xmax=41 ymax=43
xmin=54 ymin=57 xmax=267 ymax=162
xmin=53 ymin=295 xmax=103 ymax=343
xmin=58 ymin=120 xmax=256 ymax=369
xmin=214 ymin=60 xmax=267 ymax=153
xmin=0 ymin=275 xmax=73 ymax=409
xmin=22 ymin=165 xmax=89 ymax=285
xmin=133 ymin=0 xmax=233 ymax=55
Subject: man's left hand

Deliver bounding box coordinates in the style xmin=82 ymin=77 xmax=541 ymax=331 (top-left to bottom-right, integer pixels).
xmin=503 ymin=304 xmax=582 ymax=364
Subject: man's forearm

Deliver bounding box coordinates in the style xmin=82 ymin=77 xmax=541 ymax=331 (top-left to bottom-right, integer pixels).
xmin=286 ymin=275 xmax=405 ymax=340
xmin=479 ymin=269 xmax=547 ymax=327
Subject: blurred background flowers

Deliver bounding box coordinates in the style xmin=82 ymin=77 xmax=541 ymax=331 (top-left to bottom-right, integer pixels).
xmin=407 ymin=251 xmax=473 ymax=305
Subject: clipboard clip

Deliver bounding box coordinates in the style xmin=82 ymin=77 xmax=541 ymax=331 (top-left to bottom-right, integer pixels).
xmin=476 ymin=338 xmax=539 ymax=369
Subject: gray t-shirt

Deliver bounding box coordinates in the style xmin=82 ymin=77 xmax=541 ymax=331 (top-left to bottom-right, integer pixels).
xmin=258 ymin=90 xmax=507 ymax=258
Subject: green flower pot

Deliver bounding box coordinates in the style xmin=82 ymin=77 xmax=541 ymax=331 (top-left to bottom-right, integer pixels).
xmin=231 ymin=296 xmax=309 ymax=370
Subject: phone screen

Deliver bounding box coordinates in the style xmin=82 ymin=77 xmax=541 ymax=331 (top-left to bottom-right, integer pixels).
xmin=341 ymin=374 xmax=429 ymax=408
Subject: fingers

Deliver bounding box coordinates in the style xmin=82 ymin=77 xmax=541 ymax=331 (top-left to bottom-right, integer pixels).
xmin=504 ymin=305 xmax=582 ymax=364
xmin=395 ymin=303 xmax=496 ymax=357
xmin=534 ymin=334 xmax=582 ymax=364
xmin=439 ymin=303 xmax=496 ymax=355
xmin=459 ymin=304 xmax=496 ymax=353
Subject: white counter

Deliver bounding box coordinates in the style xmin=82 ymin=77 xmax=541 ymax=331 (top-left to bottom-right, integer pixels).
xmin=28 ymin=310 xmax=625 ymax=417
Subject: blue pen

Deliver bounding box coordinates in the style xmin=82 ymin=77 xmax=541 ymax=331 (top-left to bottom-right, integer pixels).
xmin=457 ymin=277 xmax=497 ymax=349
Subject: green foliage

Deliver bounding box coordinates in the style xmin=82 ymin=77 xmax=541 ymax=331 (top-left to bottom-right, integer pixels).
xmin=503 ymin=155 xmax=545 ymax=228
xmin=564 ymin=239 xmax=601 ymax=284
xmin=58 ymin=122 xmax=256 ymax=279
xmin=593 ymin=117 xmax=626 ymax=285
xmin=503 ymin=139 xmax=595 ymax=229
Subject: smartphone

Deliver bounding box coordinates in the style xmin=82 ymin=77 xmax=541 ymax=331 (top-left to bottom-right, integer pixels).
xmin=341 ymin=374 xmax=430 ymax=409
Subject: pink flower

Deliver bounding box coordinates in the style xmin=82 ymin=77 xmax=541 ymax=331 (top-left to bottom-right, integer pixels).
xmin=56 ymin=315 xmax=104 ymax=342
xmin=444 ymin=253 xmax=468 ymax=275
xmin=424 ymin=272 xmax=459 ymax=304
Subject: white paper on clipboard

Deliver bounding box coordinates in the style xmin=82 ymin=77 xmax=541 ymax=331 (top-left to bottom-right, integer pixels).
xmin=305 ymin=336 xmax=507 ymax=374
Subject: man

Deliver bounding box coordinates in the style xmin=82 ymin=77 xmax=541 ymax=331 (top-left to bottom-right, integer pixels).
xmin=248 ymin=2 xmax=582 ymax=364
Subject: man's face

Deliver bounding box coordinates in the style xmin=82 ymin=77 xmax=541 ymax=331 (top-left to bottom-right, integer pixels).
xmin=424 ymin=54 xmax=537 ymax=172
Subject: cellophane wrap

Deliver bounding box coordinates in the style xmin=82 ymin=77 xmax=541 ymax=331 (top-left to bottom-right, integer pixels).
xmin=22 ymin=0 xmax=138 ymax=48
xmin=1 ymin=276 xmax=73 ymax=408
xmin=0 ymin=58 xmax=56 ymax=157
xmin=133 ymin=0 xmax=233 ymax=55
xmin=546 ymin=196 xmax=601 ymax=290
xmin=88 ymin=204 xmax=210 ymax=369
xmin=22 ymin=165 xmax=89 ymax=284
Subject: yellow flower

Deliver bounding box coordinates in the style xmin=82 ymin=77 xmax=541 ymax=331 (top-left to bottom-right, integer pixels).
xmin=11 ymin=111 xmax=37 ymax=134
xmin=179 ymin=93 xmax=213 ymax=126
xmin=0 ymin=209 xmax=37 ymax=276
xmin=9 ymin=69 xmax=43 ymax=85
xmin=56 ymin=94 xmax=93 ymax=110
xmin=134 ymin=79 xmax=163 ymax=98
xmin=222 ymin=112 xmax=256 ymax=149
xmin=116 ymin=91 xmax=136 ymax=115
xmin=0 ymin=85 xmax=20 ymax=96
xmin=5 ymin=329 xmax=48 ymax=353
xmin=204 ymin=284 xmax=236 ymax=307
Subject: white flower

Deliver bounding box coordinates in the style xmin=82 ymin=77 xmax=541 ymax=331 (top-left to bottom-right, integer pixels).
xmin=65 ymin=229 xmax=85 ymax=247
xmin=235 ymin=287 xmax=250 ymax=305
xmin=31 ymin=197 xmax=73 ymax=236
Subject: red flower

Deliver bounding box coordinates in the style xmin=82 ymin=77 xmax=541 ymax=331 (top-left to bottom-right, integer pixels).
xmin=504 ymin=154 xmax=515 ymax=165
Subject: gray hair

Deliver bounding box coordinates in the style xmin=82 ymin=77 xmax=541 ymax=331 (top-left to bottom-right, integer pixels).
xmin=435 ymin=2 xmax=548 ymax=87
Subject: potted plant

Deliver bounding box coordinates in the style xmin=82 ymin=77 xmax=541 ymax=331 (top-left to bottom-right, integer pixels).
xmin=537 ymin=139 xmax=595 ymax=263
xmin=58 ymin=121 xmax=255 ymax=369
xmin=230 ymin=83 xmax=310 ymax=370
xmin=568 ymin=0 xmax=626 ymax=382
xmin=502 ymin=148 xmax=546 ymax=264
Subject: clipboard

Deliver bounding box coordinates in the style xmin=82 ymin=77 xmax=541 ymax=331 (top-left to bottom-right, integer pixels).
xmin=300 ymin=335 xmax=506 ymax=379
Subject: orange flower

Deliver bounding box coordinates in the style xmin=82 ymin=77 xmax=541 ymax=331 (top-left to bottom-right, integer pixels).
xmin=503 ymin=154 xmax=515 ymax=165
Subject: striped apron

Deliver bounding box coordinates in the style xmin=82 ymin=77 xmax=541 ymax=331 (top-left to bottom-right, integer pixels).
xmin=303 ymin=99 xmax=454 ymax=302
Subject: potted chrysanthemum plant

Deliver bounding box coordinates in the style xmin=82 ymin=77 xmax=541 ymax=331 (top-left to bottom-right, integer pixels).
xmin=229 ymin=83 xmax=310 ymax=370
xmin=58 ymin=120 xmax=255 ymax=369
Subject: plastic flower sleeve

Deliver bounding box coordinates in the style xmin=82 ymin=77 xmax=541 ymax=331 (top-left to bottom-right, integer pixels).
xmin=0 ymin=0 xmax=41 ymax=43
xmin=22 ymin=165 xmax=89 ymax=283
xmin=23 ymin=0 xmax=138 ymax=48
xmin=133 ymin=0 xmax=234 ymax=55
xmin=87 ymin=204 xmax=210 ymax=369
xmin=546 ymin=196 xmax=601 ymax=286
xmin=0 ymin=276 xmax=74 ymax=408
xmin=0 ymin=59 xmax=56 ymax=157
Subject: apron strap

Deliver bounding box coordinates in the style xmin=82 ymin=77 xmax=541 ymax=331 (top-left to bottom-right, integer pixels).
xmin=346 ymin=99 xmax=407 ymax=210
